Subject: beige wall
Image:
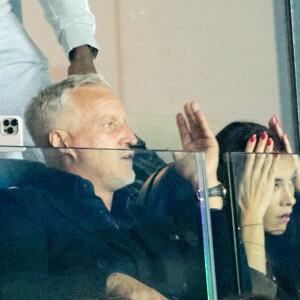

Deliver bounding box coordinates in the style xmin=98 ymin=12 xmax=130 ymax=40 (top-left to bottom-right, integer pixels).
xmin=23 ymin=0 xmax=281 ymax=150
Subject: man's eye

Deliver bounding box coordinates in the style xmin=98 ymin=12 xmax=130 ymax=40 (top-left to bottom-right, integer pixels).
xmin=274 ymin=183 xmax=280 ymax=191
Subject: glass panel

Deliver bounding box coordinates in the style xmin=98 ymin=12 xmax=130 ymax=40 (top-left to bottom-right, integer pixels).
xmin=196 ymin=152 xmax=218 ymax=299
xmin=0 ymin=147 xmax=234 ymax=299
xmin=227 ymin=152 xmax=300 ymax=299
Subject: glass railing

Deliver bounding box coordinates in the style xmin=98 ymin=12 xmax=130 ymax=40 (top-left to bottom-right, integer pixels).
xmin=3 ymin=149 xmax=298 ymax=299
xmin=0 ymin=147 xmax=228 ymax=300
xmin=225 ymin=152 xmax=300 ymax=299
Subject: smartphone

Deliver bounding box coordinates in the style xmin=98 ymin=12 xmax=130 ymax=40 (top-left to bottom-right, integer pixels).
xmin=0 ymin=116 xmax=24 ymax=151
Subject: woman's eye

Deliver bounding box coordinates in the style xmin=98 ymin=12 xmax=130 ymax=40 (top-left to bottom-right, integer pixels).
xmin=104 ymin=122 xmax=113 ymax=128
xmin=274 ymin=183 xmax=280 ymax=191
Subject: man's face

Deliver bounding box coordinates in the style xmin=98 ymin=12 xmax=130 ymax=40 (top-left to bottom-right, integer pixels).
xmin=63 ymin=85 xmax=138 ymax=192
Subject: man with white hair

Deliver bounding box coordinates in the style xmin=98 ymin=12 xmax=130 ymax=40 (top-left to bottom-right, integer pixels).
xmin=1 ymin=74 xmax=238 ymax=299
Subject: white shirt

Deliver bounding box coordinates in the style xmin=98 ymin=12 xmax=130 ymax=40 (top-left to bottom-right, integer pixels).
xmin=0 ymin=0 xmax=10 ymax=20
xmin=0 ymin=0 xmax=99 ymax=56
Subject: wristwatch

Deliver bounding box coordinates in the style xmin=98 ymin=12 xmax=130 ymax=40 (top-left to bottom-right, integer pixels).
xmin=208 ymin=183 xmax=227 ymax=198
xmin=197 ymin=183 xmax=227 ymax=201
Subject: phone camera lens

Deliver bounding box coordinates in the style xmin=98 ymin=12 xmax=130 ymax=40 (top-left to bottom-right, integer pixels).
xmin=3 ymin=119 xmax=9 ymax=126
xmin=11 ymin=119 xmax=18 ymax=126
xmin=6 ymin=127 xmax=14 ymax=134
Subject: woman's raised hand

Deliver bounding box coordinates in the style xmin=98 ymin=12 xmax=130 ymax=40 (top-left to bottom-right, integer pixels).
xmin=239 ymin=132 xmax=277 ymax=225
xmin=239 ymin=132 xmax=278 ymax=275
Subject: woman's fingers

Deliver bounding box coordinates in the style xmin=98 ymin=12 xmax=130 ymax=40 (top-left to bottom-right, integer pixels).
xmin=244 ymin=136 xmax=257 ymax=179
xmin=265 ymin=137 xmax=273 ymax=153
xmin=255 ymin=131 xmax=268 ymax=152
xmin=273 ymin=115 xmax=283 ymax=137
xmin=267 ymin=153 xmax=278 ymax=182
xmin=261 ymin=151 xmax=276 ymax=182
xmin=282 ymin=133 xmax=293 ymax=153
xmin=253 ymin=131 xmax=271 ymax=178
xmin=269 ymin=114 xmax=283 ymax=139
xmin=244 ymin=134 xmax=274 ymax=180
xmin=252 ymin=153 xmax=266 ymax=178
xmin=245 ymin=134 xmax=257 ymax=152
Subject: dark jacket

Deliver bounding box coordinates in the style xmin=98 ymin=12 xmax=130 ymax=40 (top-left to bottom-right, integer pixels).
xmin=1 ymin=166 xmax=209 ymax=299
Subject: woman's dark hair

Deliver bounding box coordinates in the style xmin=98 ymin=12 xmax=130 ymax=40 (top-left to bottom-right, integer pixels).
xmin=215 ymin=121 xmax=285 ymax=189
xmin=216 ymin=122 xmax=269 ymax=191
xmin=216 ymin=122 xmax=269 ymax=154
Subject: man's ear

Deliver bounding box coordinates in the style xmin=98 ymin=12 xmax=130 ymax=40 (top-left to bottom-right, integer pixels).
xmin=49 ymin=129 xmax=70 ymax=148
xmin=49 ymin=129 xmax=76 ymax=159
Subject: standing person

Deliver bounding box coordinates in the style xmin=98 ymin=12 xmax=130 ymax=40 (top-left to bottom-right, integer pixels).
xmin=0 ymin=0 xmax=98 ymax=146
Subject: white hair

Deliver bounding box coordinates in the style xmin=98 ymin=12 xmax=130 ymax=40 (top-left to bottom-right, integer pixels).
xmin=25 ymin=73 xmax=109 ymax=166
xmin=25 ymin=73 xmax=109 ymax=147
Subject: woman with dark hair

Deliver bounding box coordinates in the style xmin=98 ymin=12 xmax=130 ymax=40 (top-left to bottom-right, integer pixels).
xmin=216 ymin=116 xmax=299 ymax=299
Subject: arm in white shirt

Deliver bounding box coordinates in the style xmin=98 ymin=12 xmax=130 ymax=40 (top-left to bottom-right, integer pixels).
xmin=38 ymin=0 xmax=98 ymax=59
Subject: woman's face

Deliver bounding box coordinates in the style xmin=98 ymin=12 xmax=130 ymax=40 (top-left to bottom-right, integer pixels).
xmin=264 ymin=156 xmax=297 ymax=235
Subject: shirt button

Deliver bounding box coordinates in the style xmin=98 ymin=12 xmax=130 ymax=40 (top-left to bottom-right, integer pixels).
xmin=169 ymin=234 xmax=180 ymax=241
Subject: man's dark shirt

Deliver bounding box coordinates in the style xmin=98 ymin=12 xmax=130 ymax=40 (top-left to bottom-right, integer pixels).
xmin=0 ymin=156 xmax=247 ymax=299
xmin=1 ymin=165 xmax=208 ymax=299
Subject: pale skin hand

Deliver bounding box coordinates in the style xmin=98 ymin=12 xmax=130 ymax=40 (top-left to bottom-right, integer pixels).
xmin=269 ymin=114 xmax=300 ymax=191
xmin=174 ymin=101 xmax=222 ymax=209
xmin=106 ymin=273 xmax=168 ymax=300
xmin=240 ymin=133 xmax=276 ymax=224
xmin=68 ymin=45 xmax=97 ymax=76
xmin=239 ymin=133 xmax=277 ymax=275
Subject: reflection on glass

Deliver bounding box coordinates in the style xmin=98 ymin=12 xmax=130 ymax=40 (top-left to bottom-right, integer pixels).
xmin=230 ymin=153 xmax=300 ymax=299
xmin=0 ymin=147 xmax=227 ymax=300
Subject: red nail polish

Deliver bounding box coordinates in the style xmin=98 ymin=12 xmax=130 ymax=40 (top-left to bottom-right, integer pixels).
xmin=261 ymin=131 xmax=267 ymax=140
xmin=274 ymin=153 xmax=278 ymax=158
xmin=250 ymin=134 xmax=256 ymax=142
xmin=267 ymin=137 xmax=272 ymax=146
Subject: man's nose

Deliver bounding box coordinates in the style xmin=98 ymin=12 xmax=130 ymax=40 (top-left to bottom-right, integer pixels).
xmin=120 ymin=124 xmax=138 ymax=146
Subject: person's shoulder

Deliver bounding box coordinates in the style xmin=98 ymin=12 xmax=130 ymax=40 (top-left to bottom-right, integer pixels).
xmin=12 ymin=166 xmax=83 ymax=199
xmin=0 ymin=186 xmax=51 ymax=226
